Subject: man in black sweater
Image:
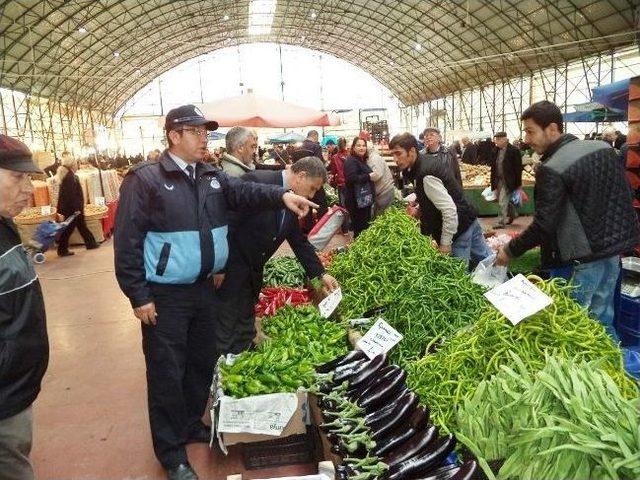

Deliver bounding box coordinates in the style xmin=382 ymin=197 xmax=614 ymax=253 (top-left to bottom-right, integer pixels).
xmin=216 ymin=157 xmax=339 ymax=354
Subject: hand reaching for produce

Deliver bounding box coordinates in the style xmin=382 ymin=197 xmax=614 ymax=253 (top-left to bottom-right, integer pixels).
xmin=134 ymin=301 xmax=157 ymax=325
xmin=438 ymin=243 xmax=452 ymax=255
xmin=282 ymin=191 xmax=319 ymax=218
xmin=212 ymin=273 xmax=225 ymax=290
xmin=495 ymin=246 xmax=511 ymax=266
xmin=320 ymin=273 xmax=340 ymax=296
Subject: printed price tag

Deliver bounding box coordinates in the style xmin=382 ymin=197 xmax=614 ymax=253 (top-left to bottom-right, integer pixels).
xmin=357 ymin=318 xmax=403 ymax=359
xmin=484 ymin=274 xmax=553 ymax=325
xmin=40 ymin=205 xmax=52 ymax=215
xmin=94 ymin=196 xmax=106 ymax=206
xmin=318 ymin=288 xmax=342 ymax=318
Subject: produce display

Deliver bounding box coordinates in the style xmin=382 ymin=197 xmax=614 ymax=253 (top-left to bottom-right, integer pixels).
xmin=456 ymin=354 xmax=640 ymax=480
xmin=313 ymin=350 xmax=478 ymax=480
xmin=329 ymin=208 xmax=486 ymax=364
xmin=84 ymin=204 xmax=109 ymax=217
xmin=219 ymin=306 xmax=348 ymax=398
xmin=461 ymin=164 xmax=491 ymax=188
xmin=325 ymin=185 xmax=340 ymax=207
xmin=263 ymin=256 xmax=307 ymax=287
xmin=406 ymin=278 xmax=637 ymax=428
xmin=254 ymin=286 xmax=311 ymax=317
xmin=14 ymin=206 xmax=57 ymax=223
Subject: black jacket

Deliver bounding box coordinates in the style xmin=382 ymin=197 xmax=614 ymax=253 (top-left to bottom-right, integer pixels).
xmin=406 ymin=152 xmax=477 ymax=242
xmin=507 ymin=134 xmax=640 ymax=268
xmin=490 ymin=143 xmax=523 ymax=192
xmin=461 ymin=143 xmax=478 ymax=165
xmin=0 ymin=218 xmax=49 ymax=420
xmin=227 ymin=170 xmax=325 ymax=293
xmin=299 ymin=139 xmax=324 ymax=162
xmin=114 ymin=150 xmax=287 ymax=308
xmin=57 ymin=170 xmax=85 ymax=217
xmin=343 ymin=155 xmax=374 ymax=211
xmin=421 ymin=145 xmax=463 ymax=186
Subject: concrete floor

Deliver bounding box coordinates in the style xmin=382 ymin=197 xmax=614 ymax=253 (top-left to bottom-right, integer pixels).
xmin=29 ymin=217 xmax=525 ymax=479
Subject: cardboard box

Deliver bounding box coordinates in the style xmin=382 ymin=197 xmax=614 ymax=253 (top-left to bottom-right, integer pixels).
xmin=211 ymin=356 xmax=309 ymax=453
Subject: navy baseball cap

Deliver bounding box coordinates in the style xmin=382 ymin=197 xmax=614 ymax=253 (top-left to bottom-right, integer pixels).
xmin=0 ymin=134 xmax=42 ymax=173
xmin=165 ymin=104 xmax=219 ymax=132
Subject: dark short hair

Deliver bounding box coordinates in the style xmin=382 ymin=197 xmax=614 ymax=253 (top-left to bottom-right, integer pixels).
xmin=337 ymin=137 xmax=347 ymax=150
xmin=350 ymin=137 xmax=368 ymax=160
xmin=291 ymin=156 xmax=327 ymax=182
xmin=494 ymin=131 xmax=507 ymax=138
xmin=307 ymin=130 xmax=319 ymax=138
xmin=423 ymin=127 xmax=440 ymax=135
xmin=389 ymin=133 xmax=419 ymax=153
xmin=521 ymin=101 xmax=564 ymax=133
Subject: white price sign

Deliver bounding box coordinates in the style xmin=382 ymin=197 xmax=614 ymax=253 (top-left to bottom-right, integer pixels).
xmin=94 ymin=196 xmax=106 ymax=206
xmin=40 ymin=205 xmax=52 ymax=215
xmin=318 ymin=288 xmax=342 ymax=318
xmin=484 ymin=274 xmax=553 ymax=325
xmin=356 ymin=318 xmax=403 ymax=359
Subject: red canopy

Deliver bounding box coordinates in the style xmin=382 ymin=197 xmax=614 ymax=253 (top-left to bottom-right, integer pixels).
xmin=197 ymin=92 xmax=340 ymax=128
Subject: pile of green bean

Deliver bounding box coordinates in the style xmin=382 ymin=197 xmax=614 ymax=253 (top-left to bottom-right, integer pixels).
xmin=407 ymin=278 xmax=638 ymax=428
xmin=456 ymin=354 xmax=640 ymax=480
xmin=328 ymin=208 xmax=486 ymax=364
xmin=263 ymin=256 xmax=306 ymax=287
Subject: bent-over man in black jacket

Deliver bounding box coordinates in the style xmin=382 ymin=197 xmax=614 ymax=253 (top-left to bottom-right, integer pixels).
xmin=216 ymin=157 xmax=339 ymax=354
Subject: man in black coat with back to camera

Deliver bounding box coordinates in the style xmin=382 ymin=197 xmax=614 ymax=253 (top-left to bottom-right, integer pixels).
xmin=295 ymin=130 xmax=328 ymax=232
xmin=490 ymin=132 xmax=523 ymax=228
xmin=215 ymin=156 xmax=340 ymax=354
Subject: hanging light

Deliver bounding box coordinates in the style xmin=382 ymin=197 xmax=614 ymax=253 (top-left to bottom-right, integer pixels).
xmin=78 ymin=26 xmax=87 ymax=33
xmin=414 ymin=43 xmax=422 ymax=51
xmin=310 ymin=10 xmax=317 ymax=19
xmin=113 ymin=51 xmax=120 ymax=57
xmin=223 ymin=14 xmax=229 ymax=21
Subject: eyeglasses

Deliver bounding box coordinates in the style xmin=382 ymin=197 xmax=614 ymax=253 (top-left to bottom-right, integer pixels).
xmin=178 ymin=127 xmax=208 ymax=138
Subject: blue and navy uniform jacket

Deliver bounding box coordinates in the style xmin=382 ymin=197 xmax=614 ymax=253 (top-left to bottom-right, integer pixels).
xmin=114 ymin=150 xmax=287 ymax=308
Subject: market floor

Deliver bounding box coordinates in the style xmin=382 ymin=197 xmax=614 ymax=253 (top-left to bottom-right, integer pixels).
xmin=30 ymin=234 xmax=350 ymax=480
xmin=30 ymin=219 xmax=527 ymax=480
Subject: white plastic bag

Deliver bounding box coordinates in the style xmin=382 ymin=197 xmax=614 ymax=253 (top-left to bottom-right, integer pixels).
xmin=481 ymin=187 xmax=498 ymax=202
xmin=307 ymin=205 xmax=347 ymax=250
xmin=471 ymin=254 xmax=508 ymax=288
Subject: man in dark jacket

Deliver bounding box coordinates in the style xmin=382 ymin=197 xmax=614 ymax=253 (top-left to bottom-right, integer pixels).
xmin=420 ymin=127 xmax=463 ymax=186
xmin=390 ymin=133 xmax=492 ymax=267
xmin=295 ymin=130 xmax=328 ymax=233
xmin=460 ymin=136 xmax=478 ymax=165
xmin=114 ymin=105 xmax=316 ymax=480
xmin=216 ymin=157 xmax=340 ymax=354
xmin=490 ymin=132 xmax=523 ymax=228
xmin=0 ymin=135 xmax=49 ymax=480
xmin=497 ymin=101 xmax=640 ymax=340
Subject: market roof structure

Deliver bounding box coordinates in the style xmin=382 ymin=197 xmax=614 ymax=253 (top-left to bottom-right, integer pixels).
xmin=1 ymin=0 xmax=637 ymax=115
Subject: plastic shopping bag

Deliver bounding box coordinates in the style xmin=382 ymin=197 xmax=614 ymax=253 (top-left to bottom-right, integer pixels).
xmin=307 ymin=205 xmax=347 ymax=250
xmin=481 ymin=187 xmax=498 ymax=202
xmin=471 ymin=254 xmax=508 ymax=288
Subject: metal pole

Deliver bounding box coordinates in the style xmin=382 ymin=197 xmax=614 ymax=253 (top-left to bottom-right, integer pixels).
xmin=158 ymin=79 xmax=165 ymax=116
xmin=198 ymin=60 xmax=204 ymax=104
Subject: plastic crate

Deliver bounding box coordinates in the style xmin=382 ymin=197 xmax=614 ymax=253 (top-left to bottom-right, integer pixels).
xmin=618 ymin=294 xmax=640 ymax=331
xmin=241 ymin=429 xmax=318 ymax=470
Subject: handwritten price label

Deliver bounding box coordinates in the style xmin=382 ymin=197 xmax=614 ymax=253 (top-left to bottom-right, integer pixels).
xmin=357 ymin=318 xmax=403 ymax=359
xmin=484 ymin=274 xmax=553 ymax=325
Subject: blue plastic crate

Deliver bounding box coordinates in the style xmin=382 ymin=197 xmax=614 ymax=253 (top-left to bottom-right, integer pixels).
xmin=618 ymin=294 xmax=640 ymax=332
xmin=618 ymin=324 xmax=640 ymax=348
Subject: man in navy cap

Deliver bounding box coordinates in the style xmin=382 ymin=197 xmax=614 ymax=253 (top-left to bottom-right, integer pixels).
xmin=114 ymin=105 xmax=317 ymax=480
xmin=0 ymin=135 xmax=49 ymax=480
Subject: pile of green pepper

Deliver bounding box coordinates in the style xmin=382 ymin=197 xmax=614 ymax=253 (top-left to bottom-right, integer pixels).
xmin=263 ymin=256 xmax=307 ymax=287
xmin=406 ymin=278 xmax=638 ymax=429
xmin=328 ymin=208 xmax=487 ymax=364
xmin=220 ymin=306 xmax=348 ymax=398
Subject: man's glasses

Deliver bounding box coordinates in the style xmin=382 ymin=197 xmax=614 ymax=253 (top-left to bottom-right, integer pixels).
xmin=179 ymin=127 xmax=208 ymax=138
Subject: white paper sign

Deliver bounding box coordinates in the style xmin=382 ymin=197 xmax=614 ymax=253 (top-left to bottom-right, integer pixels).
xmin=94 ymin=196 xmax=106 ymax=206
xmin=356 ymin=318 xmax=403 ymax=359
xmin=217 ymin=393 xmax=298 ymax=435
xmin=484 ymin=274 xmax=553 ymax=325
xmin=40 ymin=205 xmax=52 ymax=215
xmin=318 ymin=287 xmax=342 ymax=318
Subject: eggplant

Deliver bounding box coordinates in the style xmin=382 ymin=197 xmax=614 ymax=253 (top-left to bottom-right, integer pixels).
xmin=377 ymin=423 xmax=435 ymax=459
xmin=348 ymin=353 xmax=387 ymax=389
xmin=349 ymin=364 xmax=397 ymax=398
xmin=382 ymin=434 xmax=457 ymax=480
xmin=409 ymin=463 xmax=460 ymax=480
xmin=354 ymin=365 xmax=403 ymax=400
xmin=332 ymin=358 xmax=368 ymax=383
xmin=371 ymin=392 xmax=417 ymax=440
xmin=316 ymin=349 xmax=366 ymax=373
xmin=385 ymin=423 xmax=438 ymax=467
xmin=366 ymin=389 xmax=412 ymax=428
xmin=449 ymin=461 xmax=477 ymax=480
xmin=360 ymin=369 xmax=408 ymax=409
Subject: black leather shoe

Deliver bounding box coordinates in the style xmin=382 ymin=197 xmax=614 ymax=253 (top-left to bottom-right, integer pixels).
xmin=86 ymin=244 xmax=100 ymax=250
xmin=186 ymin=422 xmax=211 ymax=444
xmin=166 ymin=463 xmax=199 ymax=480
xmin=58 ymin=251 xmax=75 ymax=257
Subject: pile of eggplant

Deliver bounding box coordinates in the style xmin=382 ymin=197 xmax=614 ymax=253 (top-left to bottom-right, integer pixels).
xmin=313 ymin=350 xmax=478 ymax=480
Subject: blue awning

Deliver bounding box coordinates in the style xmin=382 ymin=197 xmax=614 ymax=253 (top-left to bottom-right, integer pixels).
xmin=592 ymin=78 xmax=630 ymax=112
xmin=563 ymin=106 xmax=626 ymax=123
